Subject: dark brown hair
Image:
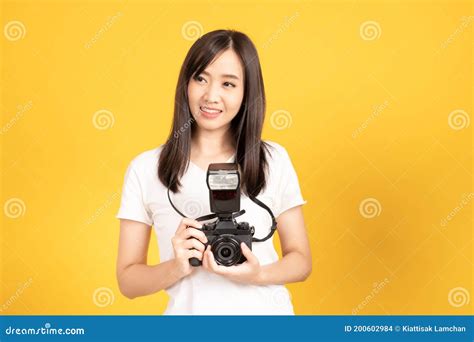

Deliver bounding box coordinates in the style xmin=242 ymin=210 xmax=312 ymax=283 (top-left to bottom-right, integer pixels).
xmin=158 ymin=29 xmax=272 ymax=197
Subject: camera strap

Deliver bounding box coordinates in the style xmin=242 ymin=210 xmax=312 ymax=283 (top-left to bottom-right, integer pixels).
xmin=167 ymin=187 xmax=277 ymax=242
xmin=249 ymin=195 xmax=277 ymax=242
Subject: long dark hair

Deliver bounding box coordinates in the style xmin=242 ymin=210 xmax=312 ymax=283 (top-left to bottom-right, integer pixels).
xmin=158 ymin=29 xmax=272 ymax=197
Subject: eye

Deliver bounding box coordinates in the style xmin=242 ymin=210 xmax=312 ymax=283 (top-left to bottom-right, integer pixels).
xmin=223 ymin=82 xmax=236 ymax=88
xmin=194 ymin=75 xmax=206 ymax=83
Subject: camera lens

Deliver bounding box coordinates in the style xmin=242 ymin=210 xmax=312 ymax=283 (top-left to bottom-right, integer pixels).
xmin=220 ymin=247 xmax=232 ymax=258
xmin=212 ymin=236 xmax=242 ymax=266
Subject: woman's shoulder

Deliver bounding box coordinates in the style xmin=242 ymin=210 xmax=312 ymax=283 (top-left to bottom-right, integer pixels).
xmin=263 ymin=140 xmax=290 ymax=162
xmin=128 ymin=145 xmax=165 ymax=172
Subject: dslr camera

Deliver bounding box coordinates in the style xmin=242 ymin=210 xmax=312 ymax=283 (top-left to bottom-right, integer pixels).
xmin=189 ymin=163 xmax=255 ymax=267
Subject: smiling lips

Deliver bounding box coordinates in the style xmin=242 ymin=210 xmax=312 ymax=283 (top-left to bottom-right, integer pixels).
xmin=199 ymin=106 xmax=223 ymax=119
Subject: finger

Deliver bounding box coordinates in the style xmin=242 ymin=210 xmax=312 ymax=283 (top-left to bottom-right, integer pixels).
xmin=184 ymin=218 xmax=203 ymax=229
xmin=202 ymin=245 xmax=211 ymax=270
xmin=176 ymin=218 xmax=203 ymax=234
xmin=207 ymin=248 xmax=227 ymax=275
xmin=181 ymin=228 xmax=208 ymax=244
xmin=175 ymin=220 xmax=188 ymax=234
xmin=182 ymin=238 xmax=205 ymax=252
xmin=240 ymin=243 xmax=258 ymax=264
xmin=186 ymin=249 xmax=203 ymax=261
xmin=206 ymin=248 xmax=218 ymax=271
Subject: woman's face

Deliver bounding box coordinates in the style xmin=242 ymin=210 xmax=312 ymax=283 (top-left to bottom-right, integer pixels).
xmin=187 ymin=49 xmax=245 ymax=132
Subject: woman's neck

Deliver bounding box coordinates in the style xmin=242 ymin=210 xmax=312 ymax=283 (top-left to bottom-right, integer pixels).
xmin=191 ymin=127 xmax=235 ymax=158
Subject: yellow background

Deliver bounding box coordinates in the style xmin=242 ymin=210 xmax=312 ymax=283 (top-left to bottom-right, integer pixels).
xmin=1 ymin=0 xmax=472 ymax=315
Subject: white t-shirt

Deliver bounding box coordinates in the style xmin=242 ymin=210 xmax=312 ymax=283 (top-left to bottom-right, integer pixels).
xmin=116 ymin=140 xmax=307 ymax=315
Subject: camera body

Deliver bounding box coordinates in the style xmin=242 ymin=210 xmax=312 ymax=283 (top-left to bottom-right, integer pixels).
xmin=189 ymin=163 xmax=255 ymax=267
xmin=197 ymin=217 xmax=254 ymax=267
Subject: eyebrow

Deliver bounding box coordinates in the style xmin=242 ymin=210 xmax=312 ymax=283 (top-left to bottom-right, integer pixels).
xmin=201 ymin=70 xmax=240 ymax=80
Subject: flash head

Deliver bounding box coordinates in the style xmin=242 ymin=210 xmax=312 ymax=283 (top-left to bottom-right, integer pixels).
xmin=206 ymin=163 xmax=240 ymax=215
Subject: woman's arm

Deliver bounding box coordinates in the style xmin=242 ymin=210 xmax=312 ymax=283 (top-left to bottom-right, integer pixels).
xmin=256 ymin=205 xmax=312 ymax=285
xmin=202 ymin=205 xmax=312 ymax=285
xmin=116 ymin=219 xmax=185 ymax=299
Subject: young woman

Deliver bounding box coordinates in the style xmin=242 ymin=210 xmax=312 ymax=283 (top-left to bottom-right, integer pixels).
xmin=116 ymin=29 xmax=311 ymax=315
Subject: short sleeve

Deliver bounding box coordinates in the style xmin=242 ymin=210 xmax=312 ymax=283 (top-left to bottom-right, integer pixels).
xmin=275 ymin=147 xmax=307 ymax=218
xmin=116 ymin=162 xmax=153 ymax=226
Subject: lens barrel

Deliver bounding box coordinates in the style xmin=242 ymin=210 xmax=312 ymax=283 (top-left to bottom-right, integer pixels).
xmin=212 ymin=236 xmax=242 ymax=266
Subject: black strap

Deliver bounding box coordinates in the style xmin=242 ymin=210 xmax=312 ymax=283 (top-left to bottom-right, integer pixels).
xmin=232 ymin=210 xmax=246 ymax=219
xmin=249 ymin=195 xmax=277 ymax=242
xmin=167 ymin=187 xmax=186 ymax=217
xmin=196 ymin=213 xmax=218 ymax=222
xmin=167 ymin=187 xmax=277 ymax=242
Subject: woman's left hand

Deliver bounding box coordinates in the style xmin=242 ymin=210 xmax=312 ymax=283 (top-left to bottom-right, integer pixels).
xmin=202 ymin=243 xmax=262 ymax=285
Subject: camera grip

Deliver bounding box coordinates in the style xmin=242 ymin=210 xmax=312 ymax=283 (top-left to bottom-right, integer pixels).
xmin=189 ymin=257 xmax=202 ymax=267
xmin=185 ymin=226 xmax=208 ymax=267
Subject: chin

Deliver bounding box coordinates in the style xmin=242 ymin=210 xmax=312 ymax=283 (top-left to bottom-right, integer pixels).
xmin=196 ymin=118 xmax=230 ymax=130
xmin=197 ymin=121 xmax=224 ymax=131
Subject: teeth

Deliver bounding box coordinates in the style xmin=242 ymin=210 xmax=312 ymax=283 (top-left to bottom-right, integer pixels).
xmin=201 ymin=106 xmax=222 ymax=114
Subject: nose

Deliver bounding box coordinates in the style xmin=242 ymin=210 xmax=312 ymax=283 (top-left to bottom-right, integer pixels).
xmin=203 ymin=82 xmax=220 ymax=104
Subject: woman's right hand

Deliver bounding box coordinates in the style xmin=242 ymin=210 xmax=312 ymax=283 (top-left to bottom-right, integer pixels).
xmin=171 ymin=218 xmax=208 ymax=277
